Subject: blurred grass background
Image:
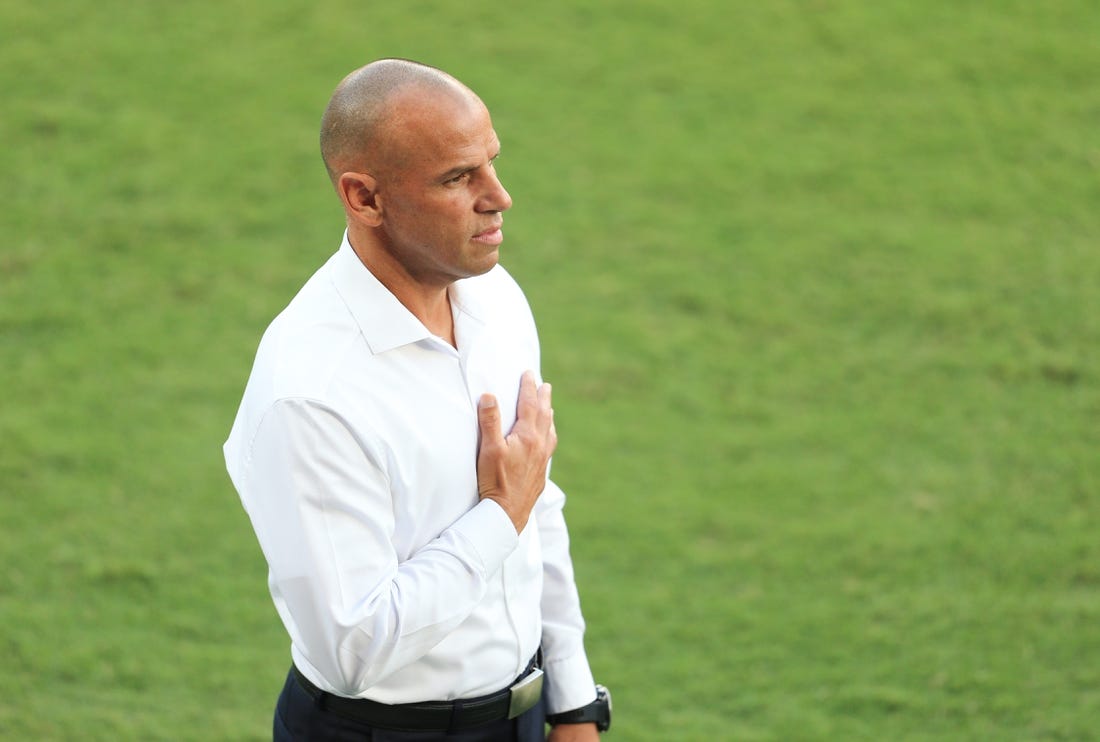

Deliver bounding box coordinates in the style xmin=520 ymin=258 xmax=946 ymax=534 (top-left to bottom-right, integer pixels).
xmin=2 ymin=1 xmax=1098 ymax=739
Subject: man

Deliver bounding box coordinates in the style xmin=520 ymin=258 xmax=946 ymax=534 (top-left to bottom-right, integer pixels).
xmin=224 ymin=59 xmax=610 ymax=741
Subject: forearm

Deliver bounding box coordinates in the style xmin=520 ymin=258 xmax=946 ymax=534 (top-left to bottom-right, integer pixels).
xmin=536 ymin=479 xmax=597 ymax=713
xmin=240 ymin=399 xmax=519 ymax=695
xmin=276 ymin=501 xmax=518 ymax=695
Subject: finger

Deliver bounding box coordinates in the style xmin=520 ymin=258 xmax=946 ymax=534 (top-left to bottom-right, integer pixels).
xmin=477 ymin=393 xmax=503 ymax=447
xmin=536 ymin=381 xmax=553 ymax=430
xmin=514 ymin=370 xmax=539 ymax=422
xmin=547 ymin=409 xmax=558 ymax=454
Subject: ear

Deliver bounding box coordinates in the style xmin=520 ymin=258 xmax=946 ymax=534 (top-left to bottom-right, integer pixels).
xmin=337 ymin=171 xmax=383 ymax=227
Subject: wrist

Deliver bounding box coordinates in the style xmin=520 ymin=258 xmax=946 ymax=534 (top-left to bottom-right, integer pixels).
xmin=546 ymin=684 xmax=612 ymax=732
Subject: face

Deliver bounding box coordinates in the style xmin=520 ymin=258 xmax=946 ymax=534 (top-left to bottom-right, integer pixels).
xmin=371 ymin=88 xmax=513 ymax=287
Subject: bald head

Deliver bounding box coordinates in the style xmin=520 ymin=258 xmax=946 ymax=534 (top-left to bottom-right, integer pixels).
xmin=320 ymin=59 xmax=477 ymax=185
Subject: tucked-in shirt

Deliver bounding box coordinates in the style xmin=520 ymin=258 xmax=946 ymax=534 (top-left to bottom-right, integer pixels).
xmin=223 ymin=233 xmax=595 ymax=714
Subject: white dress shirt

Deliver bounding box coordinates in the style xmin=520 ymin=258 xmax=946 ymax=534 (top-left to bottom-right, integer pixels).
xmin=223 ymin=233 xmax=596 ymax=714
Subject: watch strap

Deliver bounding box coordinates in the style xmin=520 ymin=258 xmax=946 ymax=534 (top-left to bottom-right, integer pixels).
xmin=546 ymin=684 xmax=611 ymax=732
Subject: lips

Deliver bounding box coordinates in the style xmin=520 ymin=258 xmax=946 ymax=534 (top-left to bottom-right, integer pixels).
xmin=472 ymin=224 xmax=504 ymax=246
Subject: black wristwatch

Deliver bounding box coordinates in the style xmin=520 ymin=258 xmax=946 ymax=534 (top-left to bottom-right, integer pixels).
xmin=547 ymin=684 xmax=612 ymax=732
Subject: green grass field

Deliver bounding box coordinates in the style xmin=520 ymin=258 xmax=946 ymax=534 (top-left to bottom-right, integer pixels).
xmin=2 ymin=1 xmax=1098 ymax=739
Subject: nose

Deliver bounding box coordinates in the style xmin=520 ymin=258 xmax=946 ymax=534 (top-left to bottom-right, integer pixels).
xmin=479 ymin=167 xmax=512 ymax=213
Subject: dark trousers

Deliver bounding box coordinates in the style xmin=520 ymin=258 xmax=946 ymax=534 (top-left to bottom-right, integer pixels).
xmin=273 ymin=668 xmax=548 ymax=742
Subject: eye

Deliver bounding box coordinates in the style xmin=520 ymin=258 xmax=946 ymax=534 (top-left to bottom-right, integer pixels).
xmin=445 ymin=172 xmax=471 ymax=185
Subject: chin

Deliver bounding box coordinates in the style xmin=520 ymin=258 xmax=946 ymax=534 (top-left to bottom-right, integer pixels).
xmin=470 ymin=250 xmax=500 ymax=275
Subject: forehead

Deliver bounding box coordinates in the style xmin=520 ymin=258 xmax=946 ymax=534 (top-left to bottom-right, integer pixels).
xmin=382 ymin=86 xmax=499 ymax=173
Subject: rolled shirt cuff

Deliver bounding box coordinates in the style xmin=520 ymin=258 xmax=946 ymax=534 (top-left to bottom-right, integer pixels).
xmin=543 ymin=646 xmax=598 ymax=715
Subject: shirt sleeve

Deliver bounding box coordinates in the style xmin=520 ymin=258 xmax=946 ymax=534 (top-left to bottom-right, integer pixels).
xmin=236 ymin=396 xmax=519 ymax=696
xmin=535 ymin=478 xmax=598 ymax=714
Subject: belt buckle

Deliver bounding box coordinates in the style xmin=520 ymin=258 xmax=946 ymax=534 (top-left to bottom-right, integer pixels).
xmin=506 ymin=668 xmax=544 ymax=719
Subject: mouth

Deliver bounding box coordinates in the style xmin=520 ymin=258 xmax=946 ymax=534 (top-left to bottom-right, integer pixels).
xmin=472 ymin=224 xmax=504 ymax=246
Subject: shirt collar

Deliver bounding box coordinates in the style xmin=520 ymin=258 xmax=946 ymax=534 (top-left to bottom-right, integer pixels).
xmin=449 ymin=274 xmax=490 ymax=325
xmin=330 ymin=233 xmax=433 ymax=354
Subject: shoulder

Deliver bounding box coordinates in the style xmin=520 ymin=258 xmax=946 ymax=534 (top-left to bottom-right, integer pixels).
xmin=251 ymin=260 xmax=364 ymax=403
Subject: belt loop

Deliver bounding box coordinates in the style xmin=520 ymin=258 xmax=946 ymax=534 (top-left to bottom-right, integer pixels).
xmin=448 ymin=699 xmax=465 ymax=733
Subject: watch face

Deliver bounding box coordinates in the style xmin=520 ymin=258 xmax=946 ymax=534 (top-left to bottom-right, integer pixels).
xmin=595 ymin=684 xmax=612 ymax=732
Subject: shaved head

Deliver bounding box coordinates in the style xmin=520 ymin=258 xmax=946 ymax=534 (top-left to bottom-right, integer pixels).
xmin=320 ymin=59 xmax=477 ymax=185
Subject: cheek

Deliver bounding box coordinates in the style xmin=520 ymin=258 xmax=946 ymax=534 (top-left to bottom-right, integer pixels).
xmin=424 ymin=205 xmax=472 ymax=242
xmin=386 ymin=193 xmax=471 ymax=247
xmin=394 ymin=218 xmax=466 ymax=262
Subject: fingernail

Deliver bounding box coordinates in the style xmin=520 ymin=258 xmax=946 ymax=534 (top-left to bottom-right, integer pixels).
xmin=479 ymin=394 xmax=496 ymax=409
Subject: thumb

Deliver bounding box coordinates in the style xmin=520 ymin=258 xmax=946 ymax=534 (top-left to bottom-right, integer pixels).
xmin=477 ymin=393 xmax=502 ymax=445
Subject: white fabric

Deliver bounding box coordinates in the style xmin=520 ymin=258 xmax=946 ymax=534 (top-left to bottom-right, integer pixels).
xmin=224 ymin=233 xmax=595 ymax=713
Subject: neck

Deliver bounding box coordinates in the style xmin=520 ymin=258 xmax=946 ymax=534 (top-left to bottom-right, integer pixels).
xmin=347 ymin=231 xmax=456 ymax=347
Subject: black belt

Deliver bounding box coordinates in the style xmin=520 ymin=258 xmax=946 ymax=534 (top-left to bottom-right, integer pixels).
xmin=291 ymin=656 xmax=543 ymax=732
